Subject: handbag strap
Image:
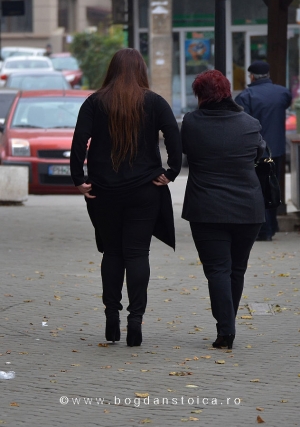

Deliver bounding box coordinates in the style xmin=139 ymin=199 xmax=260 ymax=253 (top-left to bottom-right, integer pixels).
xmin=265 ymin=144 xmax=272 ymax=159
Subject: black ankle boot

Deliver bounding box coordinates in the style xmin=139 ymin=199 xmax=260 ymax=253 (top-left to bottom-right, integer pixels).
xmin=105 ymin=317 xmax=120 ymax=342
xmin=212 ymin=334 xmax=235 ymax=349
xmin=126 ymin=321 xmax=142 ymax=347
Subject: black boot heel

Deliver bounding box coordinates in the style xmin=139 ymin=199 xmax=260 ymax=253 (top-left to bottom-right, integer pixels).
xmin=105 ymin=318 xmax=120 ymax=342
xmin=212 ymin=334 xmax=235 ymax=349
xmin=126 ymin=321 xmax=142 ymax=347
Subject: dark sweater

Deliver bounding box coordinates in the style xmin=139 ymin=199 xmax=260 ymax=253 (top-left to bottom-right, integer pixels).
xmin=70 ymin=91 xmax=182 ymax=189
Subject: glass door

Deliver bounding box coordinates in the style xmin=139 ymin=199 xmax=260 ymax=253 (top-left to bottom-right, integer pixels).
xmin=245 ymin=32 xmax=267 ymax=85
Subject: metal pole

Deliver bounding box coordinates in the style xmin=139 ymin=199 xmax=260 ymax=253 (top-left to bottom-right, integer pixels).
xmin=214 ymin=0 xmax=226 ymax=75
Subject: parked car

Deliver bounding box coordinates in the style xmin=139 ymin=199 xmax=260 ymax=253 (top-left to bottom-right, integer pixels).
xmin=0 ymin=56 xmax=54 ymax=87
xmin=285 ymin=110 xmax=296 ymax=171
xmin=4 ymin=70 xmax=71 ymax=91
xmin=1 ymin=46 xmax=46 ymax=60
xmin=0 ymin=89 xmax=91 ymax=194
xmin=50 ymin=53 xmax=83 ymax=87
xmin=0 ymin=47 xmax=46 ymax=70
xmin=0 ymin=88 xmax=19 ymax=125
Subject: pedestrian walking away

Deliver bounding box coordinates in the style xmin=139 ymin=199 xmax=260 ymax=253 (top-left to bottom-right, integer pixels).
xmin=70 ymin=48 xmax=182 ymax=347
xmin=181 ymin=70 xmax=266 ymax=350
xmin=235 ymin=60 xmax=292 ymax=241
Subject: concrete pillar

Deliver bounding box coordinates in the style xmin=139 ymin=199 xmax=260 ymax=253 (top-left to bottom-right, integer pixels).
xmin=148 ymin=0 xmax=173 ymax=105
xmin=34 ymin=0 xmax=58 ymax=35
xmin=0 ymin=166 xmax=28 ymax=202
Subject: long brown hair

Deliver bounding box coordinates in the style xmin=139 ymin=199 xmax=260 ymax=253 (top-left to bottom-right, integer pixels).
xmin=97 ymin=48 xmax=149 ymax=171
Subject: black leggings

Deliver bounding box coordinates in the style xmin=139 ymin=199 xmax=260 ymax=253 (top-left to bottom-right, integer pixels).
xmin=190 ymin=222 xmax=261 ymax=336
xmin=86 ymin=182 xmax=161 ymax=321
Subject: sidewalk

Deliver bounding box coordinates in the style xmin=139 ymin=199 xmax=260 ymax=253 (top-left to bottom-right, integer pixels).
xmin=0 ymin=187 xmax=299 ymax=427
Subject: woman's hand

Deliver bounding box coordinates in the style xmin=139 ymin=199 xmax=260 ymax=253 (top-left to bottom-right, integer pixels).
xmin=152 ymin=174 xmax=170 ymax=186
xmin=76 ymin=183 xmax=96 ymax=198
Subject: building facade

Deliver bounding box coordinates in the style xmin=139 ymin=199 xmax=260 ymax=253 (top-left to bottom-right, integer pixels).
xmin=0 ymin=0 xmax=111 ymax=54
xmin=134 ymin=0 xmax=300 ymax=117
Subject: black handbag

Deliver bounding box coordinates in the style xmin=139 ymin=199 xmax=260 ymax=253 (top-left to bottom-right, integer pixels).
xmin=255 ymin=146 xmax=281 ymax=209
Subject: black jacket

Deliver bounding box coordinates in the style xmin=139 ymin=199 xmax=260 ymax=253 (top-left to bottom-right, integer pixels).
xmin=70 ymin=91 xmax=182 ymax=189
xmin=235 ymin=79 xmax=291 ymax=158
xmin=181 ymin=104 xmax=266 ymax=223
xmin=71 ymin=90 xmax=182 ymax=250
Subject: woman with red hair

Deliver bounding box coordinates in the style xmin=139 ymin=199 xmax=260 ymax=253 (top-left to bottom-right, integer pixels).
xmin=181 ymin=70 xmax=266 ymax=349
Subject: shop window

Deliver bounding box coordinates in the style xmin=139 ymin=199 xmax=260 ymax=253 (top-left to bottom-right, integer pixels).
xmin=184 ymin=31 xmax=215 ymax=111
xmin=288 ymin=0 xmax=299 ymax=24
xmin=173 ymin=0 xmax=214 ymax=28
xmin=1 ymin=0 xmax=32 ymax=32
xmin=232 ymin=32 xmax=246 ymax=91
xmin=232 ymin=0 xmax=267 ymax=25
xmin=139 ymin=33 xmax=148 ymax=65
xmin=139 ymin=0 xmax=148 ymax=28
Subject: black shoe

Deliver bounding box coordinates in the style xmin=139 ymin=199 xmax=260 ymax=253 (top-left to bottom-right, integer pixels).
xmin=256 ymin=235 xmax=272 ymax=241
xmin=105 ymin=317 xmax=120 ymax=342
xmin=212 ymin=334 xmax=235 ymax=349
xmin=126 ymin=321 xmax=142 ymax=347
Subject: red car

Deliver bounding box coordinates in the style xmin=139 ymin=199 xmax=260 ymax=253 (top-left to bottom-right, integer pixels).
xmin=50 ymin=53 xmax=83 ymax=88
xmin=0 ymin=89 xmax=91 ymax=194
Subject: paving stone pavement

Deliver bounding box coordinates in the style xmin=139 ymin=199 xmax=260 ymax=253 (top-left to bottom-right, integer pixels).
xmin=0 ymin=187 xmax=300 ymax=427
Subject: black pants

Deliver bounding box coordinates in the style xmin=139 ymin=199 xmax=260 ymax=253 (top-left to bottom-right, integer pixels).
xmin=190 ymin=222 xmax=262 ymax=336
xmin=86 ymin=182 xmax=160 ymax=322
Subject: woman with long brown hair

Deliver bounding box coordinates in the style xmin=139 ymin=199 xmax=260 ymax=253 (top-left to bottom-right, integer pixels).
xmin=70 ymin=48 xmax=181 ymax=346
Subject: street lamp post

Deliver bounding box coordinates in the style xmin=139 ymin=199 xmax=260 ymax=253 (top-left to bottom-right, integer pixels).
xmin=214 ymin=0 xmax=226 ymax=75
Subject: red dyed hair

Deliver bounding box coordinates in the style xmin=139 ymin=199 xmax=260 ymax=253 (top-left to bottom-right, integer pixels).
xmin=192 ymin=70 xmax=231 ymax=105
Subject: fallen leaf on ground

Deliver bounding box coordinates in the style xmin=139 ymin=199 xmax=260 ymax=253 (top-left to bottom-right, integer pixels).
xmin=98 ymin=343 xmax=109 ymax=347
xmin=201 ymin=355 xmax=211 ymax=359
xmin=257 ymin=415 xmax=265 ymax=423
xmin=191 ymin=410 xmax=202 ymax=413
xmin=250 ymin=379 xmax=260 ymax=382
xmin=140 ymin=418 xmax=152 ymax=424
xmin=10 ymin=402 xmax=19 ymax=407
xmin=215 ymin=360 xmax=225 ymax=364
xmin=135 ymin=393 xmax=149 ymax=398
xmin=241 ymin=315 xmax=253 ymax=319
xmin=169 ymin=371 xmax=192 ymax=376
xmin=256 ymin=407 xmax=264 ymax=411
xmin=186 ymin=385 xmax=198 ymax=388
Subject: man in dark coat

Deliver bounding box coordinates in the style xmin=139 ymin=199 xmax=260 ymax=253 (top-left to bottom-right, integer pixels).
xmin=235 ymin=61 xmax=292 ymax=241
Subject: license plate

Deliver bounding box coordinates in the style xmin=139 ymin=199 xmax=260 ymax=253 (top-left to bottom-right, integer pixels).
xmin=48 ymin=165 xmax=87 ymax=176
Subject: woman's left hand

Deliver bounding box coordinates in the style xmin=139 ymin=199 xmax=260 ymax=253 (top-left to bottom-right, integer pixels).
xmin=152 ymin=174 xmax=170 ymax=186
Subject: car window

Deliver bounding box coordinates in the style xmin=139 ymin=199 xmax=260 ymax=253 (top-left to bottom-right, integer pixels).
xmin=51 ymin=57 xmax=79 ymax=71
xmin=11 ymin=97 xmax=85 ymax=129
xmin=5 ymin=59 xmax=51 ymax=69
xmin=7 ymin=75 xmax=70 ymax=90
xmin=0 ymin=93 xmax=16 ymax=120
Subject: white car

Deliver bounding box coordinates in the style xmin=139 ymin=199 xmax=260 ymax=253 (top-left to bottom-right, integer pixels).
xmin=0 ymin=56 xmax=54 ymax=87
xmin=0 ymin=47 xmax=46 ymax=69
